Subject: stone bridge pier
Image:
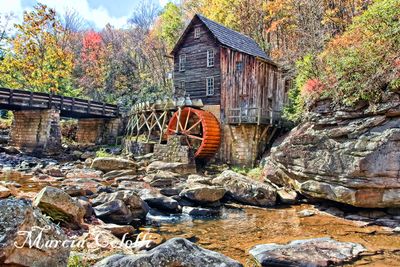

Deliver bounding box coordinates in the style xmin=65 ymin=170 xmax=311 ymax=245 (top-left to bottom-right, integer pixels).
xmin=76 ymin=118 xmax=122 ymax=145
xmin=9 ymin=109 xmax=122 ymax=154
xmin=9 ymin=109 xmax=61 ymax=154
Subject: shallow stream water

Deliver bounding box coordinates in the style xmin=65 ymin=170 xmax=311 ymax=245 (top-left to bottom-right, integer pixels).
xmin=146 ymin=204 xmax=400 ymax=266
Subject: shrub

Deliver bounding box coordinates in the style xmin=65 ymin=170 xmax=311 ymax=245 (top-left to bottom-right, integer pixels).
xmin=283 ymin=54 xmax=319 ymax=122
xmin=60 ymin=119 xmax=78 ymax=142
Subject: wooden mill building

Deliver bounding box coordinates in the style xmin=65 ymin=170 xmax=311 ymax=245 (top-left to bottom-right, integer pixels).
xmin=171 ymin=14 xmax=287 ymax=166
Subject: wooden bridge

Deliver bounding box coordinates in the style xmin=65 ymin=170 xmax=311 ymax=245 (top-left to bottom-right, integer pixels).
xmin=0 ymin=88 xmax=121 ymax=154
xmin=0 ymin=88 xmax=118 ymax=118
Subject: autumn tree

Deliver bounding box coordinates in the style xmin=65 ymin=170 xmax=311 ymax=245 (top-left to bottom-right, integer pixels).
xmin=0 ymin=4 xmax=77 ymax=95
xmin=77 ymin=30 xmax=107 ymax=100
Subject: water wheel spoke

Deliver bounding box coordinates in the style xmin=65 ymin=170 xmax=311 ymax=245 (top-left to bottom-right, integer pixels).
xmin=187 ymin=119 xmax=202 ymax=132
xmin=186 ymin=134 xmax=203 ymax=141
xmin=184 ymin=109 xmax=191 ymax=131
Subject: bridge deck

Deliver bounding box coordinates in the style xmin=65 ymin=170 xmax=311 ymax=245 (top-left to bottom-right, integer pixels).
xmin=0 ymin=88 xmax=118 ymax=118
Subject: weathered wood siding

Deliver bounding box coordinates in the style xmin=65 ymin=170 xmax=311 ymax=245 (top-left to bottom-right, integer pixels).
xmin=219 ymin=47 xmax=286 ymax=123
xmin=173 ymin=20 xmax=221 ymax=105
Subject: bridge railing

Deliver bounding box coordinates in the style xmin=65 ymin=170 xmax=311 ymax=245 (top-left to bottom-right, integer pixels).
xmin=0 ymin=88 xmax=118 ymax=117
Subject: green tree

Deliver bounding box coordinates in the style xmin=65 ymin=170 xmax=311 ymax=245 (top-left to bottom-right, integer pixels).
xmin=0 ymin=4 xmax=78 ymax=96
xmin=158 ymin=3 xmax=185 ymax=50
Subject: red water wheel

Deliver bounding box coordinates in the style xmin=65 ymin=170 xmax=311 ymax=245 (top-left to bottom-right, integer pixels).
xmin=167 ymin=107 xmax=221 ymax=158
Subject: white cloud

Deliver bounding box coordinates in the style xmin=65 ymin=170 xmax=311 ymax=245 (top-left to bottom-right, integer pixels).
xmin=0 ymin=0 xmax=23 ymax=14
xmin=0 ymin=0 xmax=129 ymax=29
xmin=0 ymin=0 xmax=24 ymax=23
xmin=159 ymin=0 xmax=169 ymax=7
xmin=39 ymin=0 xmax=129 ymax=29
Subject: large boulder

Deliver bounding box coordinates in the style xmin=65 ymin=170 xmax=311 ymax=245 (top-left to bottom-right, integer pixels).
xmin=92 ymin=190 xmax=149 ymax=223
xmin=249 ymin=237 xmax=365 ymax=267
xmin=0 ymin=199 xmax=70 ymax=267
xmin=33 ymin=186 xmax=85 ymax=229
xmin=180 ymin=184 xmax=226 ymax=203
xmin=91 ymin=157 xmax=137 ymax=173
xmin=94 ymin=237 xmax=243 ymax=267
xmin=213 ymin=170 xmax=276 ymax=206
xmin=264 ymin=96 xmax=400 ymax=208
xmin=146 ymin=161 xmax=196 ymax=175
xmin=139 ymin=189 xmax=180 ymax=213
xmin=143 ymin=171 xmax=182 ymax=188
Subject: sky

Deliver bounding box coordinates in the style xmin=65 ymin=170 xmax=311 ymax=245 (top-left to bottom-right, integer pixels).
xmin=0 ymin=0 xmax=171 ymax=29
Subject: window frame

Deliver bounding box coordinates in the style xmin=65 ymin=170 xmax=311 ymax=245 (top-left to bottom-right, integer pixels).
xmin=207 ymin=49 xmax=214 ymax=67
xmin=206 ymin=77 xmax=215 ymax=96
xmin=179 ymin=54 xmax=186 ymax=72
xmin=194 ymin=27 xmax=201 ymax=39
xmin=236 ymin=61 xmax=243 ymax=72
xmin=180 ymin=80 xmax=185 ymax=92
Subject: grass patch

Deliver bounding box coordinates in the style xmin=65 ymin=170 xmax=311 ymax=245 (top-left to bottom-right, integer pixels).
xmin=95 ymin=147 xmax=113 ymax=157
xmin=68 ymin=255 xmax=90 ymax=267
xmin=231 ymin=166 xmax=263 ymax=181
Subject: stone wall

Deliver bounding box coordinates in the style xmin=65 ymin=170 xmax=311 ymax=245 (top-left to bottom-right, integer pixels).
xmin=9 ymin=109 xmax=61 ymax=154
xmin=153 ymin=136 xmax=195 ymax=164
xmin=126 ymin=140 xmax=154 ymax=156
xmin=220 ymin=124 xmax=270 ymax=167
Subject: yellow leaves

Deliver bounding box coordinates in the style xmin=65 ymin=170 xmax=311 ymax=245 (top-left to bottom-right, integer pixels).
xmin=0 ymin=3 xmax=73 ymax=94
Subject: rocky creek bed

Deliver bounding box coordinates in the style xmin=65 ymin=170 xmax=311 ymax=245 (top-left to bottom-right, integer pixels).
xmin=0 ymin=150 xmax=399 ymax=266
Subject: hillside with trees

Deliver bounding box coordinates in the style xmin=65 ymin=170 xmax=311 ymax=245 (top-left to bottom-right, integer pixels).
xmin=0 ymin=0 xmax=398 ymax=116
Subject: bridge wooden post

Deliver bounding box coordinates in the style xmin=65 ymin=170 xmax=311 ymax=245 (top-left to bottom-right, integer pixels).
xmin=8 ymin=89 xmax=13 ymax=104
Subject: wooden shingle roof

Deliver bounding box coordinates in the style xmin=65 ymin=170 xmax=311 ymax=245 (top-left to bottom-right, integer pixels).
xmin=196 ymin=15 xmax=269 ymax=60
xmin=171 ymin=14 xmax=271 ymax=61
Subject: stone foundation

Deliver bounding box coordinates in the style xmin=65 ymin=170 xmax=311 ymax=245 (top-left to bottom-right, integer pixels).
xmin=76 ymin=118 xmax=121 ymax=145
xmin=9 ymin=109 xmax=61 ymax=154
xmin=154 ymin=136 xmax=195 ymax=164
xmin=219 ymin=124 xmax=271 ymax=167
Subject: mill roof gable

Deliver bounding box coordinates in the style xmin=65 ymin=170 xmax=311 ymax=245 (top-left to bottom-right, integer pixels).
xmin=171 ymin=14 xmax=271 ymax=62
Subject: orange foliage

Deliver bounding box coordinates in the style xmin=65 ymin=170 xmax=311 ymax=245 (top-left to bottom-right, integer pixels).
xmin=82 ymin=31 xmax=103 ymax=62
xmin=301 ymin=79 xmax=325 ymax=97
